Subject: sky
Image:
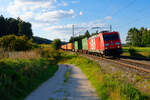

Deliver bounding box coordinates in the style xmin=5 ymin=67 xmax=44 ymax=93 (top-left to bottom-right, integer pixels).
xmin=0 ymin=0 xmax=150 ymax=43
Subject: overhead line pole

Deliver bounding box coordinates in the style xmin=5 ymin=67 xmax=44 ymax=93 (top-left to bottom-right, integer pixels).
xmin=72 ymin=24 xmax=74 ymax=38
xmin=110 ymin=25 xmax=112 ymax=32
xmin=72 ymin=24 xmax=75 ymax=51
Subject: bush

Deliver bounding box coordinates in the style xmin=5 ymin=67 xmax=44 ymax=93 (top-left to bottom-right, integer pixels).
xmin=128 ymin=47 xmax=136 ymax=56
xmin=37 ymin=47 xmax=61 ymax=64
xmin=51 ymin=39 xmax=61 ymax=50
xmin=0 ymin=35 xmax=37 ymax=51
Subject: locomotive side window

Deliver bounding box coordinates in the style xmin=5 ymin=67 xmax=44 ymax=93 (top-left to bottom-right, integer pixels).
xmin=103 ymin=34 xmax=119 ymax=41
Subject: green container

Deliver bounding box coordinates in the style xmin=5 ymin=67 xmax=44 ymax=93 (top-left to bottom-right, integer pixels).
xmin=74 ymin=41 xmax=78 ymax=50
xmin=74 ymin=40 xmax=82 ymax=50
xmin=82 ymin=37 xmax=88 ymax=50
xmin=78 ymin=40 xmax=82 ymax=50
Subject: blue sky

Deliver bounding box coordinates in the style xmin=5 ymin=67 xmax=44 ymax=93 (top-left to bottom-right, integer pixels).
xmin=0 ymin=0 xmax=150 ymax=43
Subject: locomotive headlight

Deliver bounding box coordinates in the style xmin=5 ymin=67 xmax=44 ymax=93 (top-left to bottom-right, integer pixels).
xmin=115 ymin=42 xmax=120 ymax=45
xmin=104 ymin=43 xmax=109 ymax=46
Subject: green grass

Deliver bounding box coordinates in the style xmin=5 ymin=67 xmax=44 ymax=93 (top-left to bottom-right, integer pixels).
xmin=64 ymin=68 xmax=71 ymax=83
xmin=60 ymin=52 xmax=149 ymax=100
xmin=122 ymin=47 xmax=150 ymax=58
xmin=0 ymin=58 xmax=58 ymax=100
xmin=123 ymin=47 xmax=150 ymax=52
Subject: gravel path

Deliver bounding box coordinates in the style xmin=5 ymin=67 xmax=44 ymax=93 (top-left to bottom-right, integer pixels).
xmin=25 ymin=64 xmax=99 ymax=100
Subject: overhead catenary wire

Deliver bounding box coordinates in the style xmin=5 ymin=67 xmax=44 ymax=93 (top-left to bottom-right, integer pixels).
xmin=111 ymin=0 xmax=137 ymax=17
xmin=108 ymin=0 xmax=150 ymax=32
xmin=119 ymin=5 xmax=150 ymax=28
xmin=72 ymin=0 xmax=149 ymax=39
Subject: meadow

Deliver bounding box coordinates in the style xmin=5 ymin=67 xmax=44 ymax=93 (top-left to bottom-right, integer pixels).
xmin=59 ymin=51 xmax=150 ymax=100
xmin=122 ymin=47 xmax=150 ymax=58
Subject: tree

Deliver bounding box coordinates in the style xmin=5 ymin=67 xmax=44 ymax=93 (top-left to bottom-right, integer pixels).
xmin=0 ymin=15 xmax=33 ymax=38
xmin=91 ymin=32 xmax=97 ymax=36
xmin=52 ymin=39 xmax=61 ymax=50
xmin=7 ymin=18 xmax=19 ymax=35
xmin=126 ymin=28 xmax=133 ymax=46
xmin=132 ymin=28 xmax=141 ymax=46
xmin=18 ymin=21 xmax=33 ymax=38
xmin=126 ymin=27 xmax=141 ymax=46
xmin=0 ymin=15 xmax=7 ymax=36
xmin=69 ymin=36 xmax=74 ymax=42
xmin=84 ymin=30 xmax=90 ymax=38
xmin=126 ymin=27 xmax=150 ymax=47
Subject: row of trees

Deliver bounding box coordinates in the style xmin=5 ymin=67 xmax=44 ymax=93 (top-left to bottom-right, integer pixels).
xmin=126 ymin=27 xmax=150 ymax=47
xmin=0 ymin=15 xmax=33 ymax=38
xmin=69 ymin=30 xmax=91 ymax=42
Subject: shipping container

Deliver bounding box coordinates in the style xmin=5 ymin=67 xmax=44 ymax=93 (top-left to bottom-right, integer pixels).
xmin=61 ymin=45 xmax=64 ymax=49
xmin=82 ymin=37 xmax=88 ymax=50
xmin=64 ymin=45 xmax=67 ymax=50
xmin=74 ymin=40 xmax=82 ymax=51
xmin=67 ymin=43 xmax=73 ymax=50
xmin=74 ymin=41 xmax=78 ymax=51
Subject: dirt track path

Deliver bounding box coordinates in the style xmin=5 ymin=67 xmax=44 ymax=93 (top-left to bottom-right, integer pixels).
xmin=25 ymin=64 xmax=99 ymax=100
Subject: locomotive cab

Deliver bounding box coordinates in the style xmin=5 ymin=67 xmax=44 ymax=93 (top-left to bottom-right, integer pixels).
xmin=102 ymin=32 xmax=122 ymax=56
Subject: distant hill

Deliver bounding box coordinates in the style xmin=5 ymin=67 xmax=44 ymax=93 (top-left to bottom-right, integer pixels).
xmin=33 ymin=36 xmax=52 ymax=44
xmin=61 ymin=41 xmax=68 ymax=45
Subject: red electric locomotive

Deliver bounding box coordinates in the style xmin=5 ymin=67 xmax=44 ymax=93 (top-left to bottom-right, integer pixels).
xmin=88 ymin=31 xmax=122 ymax=56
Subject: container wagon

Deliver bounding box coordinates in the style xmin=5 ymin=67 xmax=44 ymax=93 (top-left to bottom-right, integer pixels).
xmin=62 ymin=44 xmax=67 ymax=50
xmin=81 ymin=37 xmax=88 ymax=54
xmin=74 ymin=40 xmax=82 ymax=52
xmin=67 ymin=43 xmax=73 ymax=51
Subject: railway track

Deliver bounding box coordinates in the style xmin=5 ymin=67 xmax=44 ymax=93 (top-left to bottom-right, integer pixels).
xmin=80 ymin=53 xmax=150 ymax=73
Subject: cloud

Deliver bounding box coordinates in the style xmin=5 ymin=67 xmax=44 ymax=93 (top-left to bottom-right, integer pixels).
xmin=79 ymin=11 xmax=83 ymax=16
xmin=7 ymin=0 xmax=56 ymax=17
xmin=0 ymin=7 xmax=5 ymax=13
xmin=61 ymin=1 xmax=68 ymax=6
xmin=105 ymin=16 xmax=112 ymax=20
xmin=72 ymin=1 xmax=80 ymax=4
xmin=35 ymin=9 xmax=75 ymax=23
xmin=7 ymin=0 xmax=75 ymax=23
xmin=44 ymin=24 xmax=73 ymax=31
xmin=6 ymin=0 xmax=109 ymax=42
xmin=20 ymin=12 xmax=34 ymax=20
xmin=42 ymin=21 xmax=107 ymax=41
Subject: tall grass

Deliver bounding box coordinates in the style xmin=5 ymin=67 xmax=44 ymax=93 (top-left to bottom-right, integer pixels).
xmin=0 ymin=58 xmax=58 ymax=100
xmin=60 ymin=52 xmax=149 ymax=100
xmin=0 ymin=45 xmax=61 ymax=100
xmin=0 ymin=49 xmax=40 ymax=59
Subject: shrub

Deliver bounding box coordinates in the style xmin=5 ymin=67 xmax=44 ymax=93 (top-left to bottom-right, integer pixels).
xmin=0 ymin=35 xmax=37 ymax=51
xmin=51 ymin=39 xmax=61 ymax=50
xmin=36 ymin=47 xmax=61 ymax=64
xmin=128 ymin=47 xmax=136 ymax=56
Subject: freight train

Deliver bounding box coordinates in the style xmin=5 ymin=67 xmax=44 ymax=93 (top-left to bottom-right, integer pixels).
xmin=61 ymin=31 xmax=122 ymax=57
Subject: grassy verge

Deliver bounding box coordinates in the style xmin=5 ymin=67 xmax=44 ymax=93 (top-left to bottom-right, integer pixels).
xmin=122 ymin=47 xmax=150 ymax=58
xmin=0 ymin=58 xmax=58 ymax=100
xmin=60 ymin=52 xmax=149 ymax=100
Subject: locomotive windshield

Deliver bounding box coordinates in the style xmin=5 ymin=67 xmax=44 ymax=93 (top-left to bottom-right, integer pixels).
xmin=103 ymin=34 xmax=119 ymax=41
